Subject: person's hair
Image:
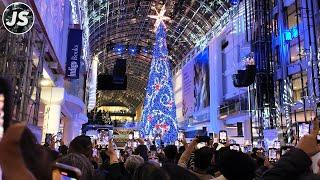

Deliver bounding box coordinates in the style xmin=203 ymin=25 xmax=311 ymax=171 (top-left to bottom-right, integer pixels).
xmin=124 ymin=155 xmax=144 ymax=175
xmin=150 ymin=145 xmax=157 ymax=152
xmin=0 ymin=77 xmax=13 ymax=131
xmin=134 ymin=145 xmax=148 ymax=161
xmin=56 ymin=153 xmax=94 ymax=180
xmin=194 ymin=147 xmax=213 ymax=170
xmin=133 ymin=162 xmax=169 ymax=180
xmin=58 ymin=145 xmax=68 ymax=156
xmin=163 ymin=145 xmax=178 ymax=163
xmin=162 ymin=163 xmax=200 ymax=180
xmin=178 ymin=146 xmax=185 ymax=153
xmin=69 ymin=135 xmax=92 ymax=158
xmin=217 ymin=149 xmax=257 ymax=180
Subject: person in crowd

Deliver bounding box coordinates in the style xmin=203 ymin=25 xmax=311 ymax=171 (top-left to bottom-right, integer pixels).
xmin=133 ymin=162 xmax=169 ymax=180
xmin=133 ymin=138 xmax=148 ymax=161
xmin=69 ymin=135 xmax=93 ymax=158
xmin=162 ymin=163 xmax=200 ymax=180
xmin=262 ymin=118 xmax=320 ymax=179
xmin=20 ymin=127 xmax=53 ymax=180
xmin=58 ymin=144 xmax=69 ymax=156
xmin=56 ymin=153 xmax=94 ymax=180
xmin=0 ymin=124 xmax=36 ymax=180
xmin=124 ymin=155 xmax=144 ymax=176
xmin=178 ymin=138 xmax=215 ymax=180
xmin=163 ymin=145 xmax=178 ymax=164
xmin=216 ymin=148 xmax=257 ymax=180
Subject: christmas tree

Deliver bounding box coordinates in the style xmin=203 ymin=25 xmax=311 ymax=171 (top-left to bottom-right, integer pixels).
xmin=140 ymin=9 xmax=178 ymax=144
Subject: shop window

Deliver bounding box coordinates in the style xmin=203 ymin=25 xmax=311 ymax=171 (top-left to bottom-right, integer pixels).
xmin=286 ymin=3 xmax=300 ymax=29
xmin=291 ymin=72 xmax=307 ymax=102
xmin=290 ymin=39 xmax=304 ymax=63
xmin=273 ymin=46 xmax=280 ymax=65
xmin=273 ymin=14 xmax=279 ymax=37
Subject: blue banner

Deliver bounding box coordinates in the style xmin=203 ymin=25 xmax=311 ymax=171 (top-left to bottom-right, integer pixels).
xmin=66 ymin=28 xmax=82 ymax=79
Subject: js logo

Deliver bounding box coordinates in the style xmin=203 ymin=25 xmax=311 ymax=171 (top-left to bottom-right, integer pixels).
xmin=2 ymin=2 xmax=34 ymax=34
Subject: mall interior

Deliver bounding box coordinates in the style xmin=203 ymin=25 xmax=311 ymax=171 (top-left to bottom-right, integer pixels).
xmin=1 ymin=0 xmax=320 ymax=179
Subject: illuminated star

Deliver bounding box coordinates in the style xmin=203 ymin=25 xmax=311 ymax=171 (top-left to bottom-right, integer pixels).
xmin=148 ymin=5 xmax=171 ymax=30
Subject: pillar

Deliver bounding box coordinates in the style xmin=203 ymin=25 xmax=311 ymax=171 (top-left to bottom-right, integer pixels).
xmin=62 ymin=113 xmax=87 ymax=145
xmin=209 ymin=36 xmax=225 ymax=133
xmin=40 ymin=87 xmax=64 ymax=144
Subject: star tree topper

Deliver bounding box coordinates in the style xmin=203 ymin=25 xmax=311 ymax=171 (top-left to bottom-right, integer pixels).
xmin=148 ymin=5 xmax=171 ymax=30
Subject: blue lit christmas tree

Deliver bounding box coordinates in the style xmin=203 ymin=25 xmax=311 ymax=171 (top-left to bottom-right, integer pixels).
xmin=140 ymin=6 xmax=178 ymax=144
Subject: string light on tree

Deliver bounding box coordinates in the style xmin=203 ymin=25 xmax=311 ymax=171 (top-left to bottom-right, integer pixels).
xmin=140 ymin=5 xmax=178 ymax=144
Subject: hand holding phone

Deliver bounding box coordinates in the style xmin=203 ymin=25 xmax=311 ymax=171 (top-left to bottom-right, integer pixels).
xmin=129 ymin=134 xmax=133 ymax=140
xmin=219 ymin=130 xmax=227 ymax=144
xmin=268 ymin=148 xmax=278 ymax=162
xmin=52 ymin=162 xmax=81 ymax=180
xmin=134 ymin=131 xmax=140 ymax=140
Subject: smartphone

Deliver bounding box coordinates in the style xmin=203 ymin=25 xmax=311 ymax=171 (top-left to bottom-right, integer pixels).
xmin=268 ymin=148 xmax=277 ymax=162
xmin=115 ymin=150 xmax=120 ymax=159
xmin=219 ymin=130 xmax=227 ymax=144
xmin=274 ymin=140 xmax=281 ymax=149
xmin=134 ymin=131 xmax=140 ymax=140
xmin=128 ymin=134 xmax=133 ymax=140
xmin=93 ymin=148 xmax=98 ymax=157
xmin=52 ymin=162 xmax=81 ymax=180
xmin=178 ymin=131 xmax=184 ymax=141
xmin=0 ymin=94 xmax=4 ymax=141
xmin=133 ymin=141 xmax=138 ymax=148
xmin=108 ymin=130 xmax=113 ymax=139
xmin=230 ymin=144 xmax=241 ymax=151
xmin=298 ymin=122 xmax=310 ymax=139
xmin=197 ymin=142 xmax=206 ymax=149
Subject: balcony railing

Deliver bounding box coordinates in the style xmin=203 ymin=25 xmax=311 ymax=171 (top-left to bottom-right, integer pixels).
xmin=219 ymin=98 xmax=249 ymax=119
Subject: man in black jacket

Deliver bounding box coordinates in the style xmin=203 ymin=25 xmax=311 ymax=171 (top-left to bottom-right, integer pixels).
xmin=262 ymin=118 xmax=320 ymax=180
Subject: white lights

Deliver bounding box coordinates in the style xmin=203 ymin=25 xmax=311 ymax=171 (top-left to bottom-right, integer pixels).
xmin=70 ymin=0 xmax=80 ymax=24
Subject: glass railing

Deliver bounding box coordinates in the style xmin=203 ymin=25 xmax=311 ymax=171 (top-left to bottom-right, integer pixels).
xmin=219 ymin=98 xmax=249 ymax=118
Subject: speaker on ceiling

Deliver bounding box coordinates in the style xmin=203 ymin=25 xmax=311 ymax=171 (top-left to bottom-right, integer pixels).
xmin=232 ymin=65 xmax=256 ymax=87
xmin=97 ymin=74 xmax=127 ymax=90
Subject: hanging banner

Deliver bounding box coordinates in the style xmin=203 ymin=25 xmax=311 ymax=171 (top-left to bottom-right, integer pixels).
xmin=65 ymin=28 xmax=82 ymax=79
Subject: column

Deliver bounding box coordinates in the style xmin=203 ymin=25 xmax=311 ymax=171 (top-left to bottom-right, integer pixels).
xmin=40 ymin=87 xmax=65 ymax=144
xmin=209 ymin=37 xmax=225 ymax=133
xmin=62 ymin=113 xmax=87 ymax=144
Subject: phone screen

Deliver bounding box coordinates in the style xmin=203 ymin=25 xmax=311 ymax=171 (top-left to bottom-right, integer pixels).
xmin=115 ymin=150 xmax=120 ymax=159
xmin=219 ymin=131 xmax=227 ymax=144
xmin=108 ymin=130 xmax=113 ymax=139
xmin=134 ymin=131 xmax=140 ymax=139
xmin=128 ymin=134 xmax=133 ymax=140
xmin=298 ymin=123 xmax=310 ymax=138
xmin=268 ymin=148 xmax=277 ymax=162
xmin=0 ymin=94 xmax=4 ymax=141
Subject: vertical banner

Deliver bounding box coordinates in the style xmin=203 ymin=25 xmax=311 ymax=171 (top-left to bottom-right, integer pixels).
xmin=66 ymin=28 xmax=82 ymax=79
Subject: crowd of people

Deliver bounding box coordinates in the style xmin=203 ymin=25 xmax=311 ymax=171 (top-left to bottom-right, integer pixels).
xmin=1 ymin=119 xmax=320 ymax=179
xmin=2 ymin=76 xmax=320 ymax=180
